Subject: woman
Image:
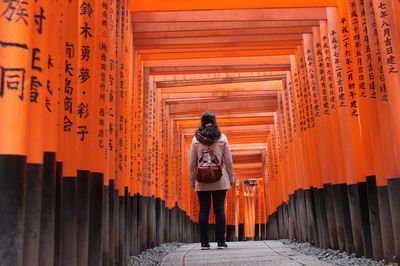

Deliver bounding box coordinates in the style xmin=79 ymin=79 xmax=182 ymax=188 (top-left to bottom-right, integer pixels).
xmin=189 ymin=111 xmax=234 ymax=249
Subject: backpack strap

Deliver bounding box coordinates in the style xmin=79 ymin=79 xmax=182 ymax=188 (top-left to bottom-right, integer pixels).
xmin=219 ymin=141 xmax=225 ymax=167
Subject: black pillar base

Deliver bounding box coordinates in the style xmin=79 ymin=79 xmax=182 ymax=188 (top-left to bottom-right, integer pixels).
xmin=23 ymin=162 xmax=43 ymax=266
xmin=54 ymin=163 xmax=63 ymax=266
xmin=130 ymin=194 xmax=139 ymax=256
xmin=124 ymin=188 xmax=130 ymax=264
xmin=88 ymin=173 xmax=103 ymax=266
xmin=254 ymin=224 xmax=260 ymax=241
xmin=147 ymin=196 xmax=156 ymax=249
xmin=0 ymin=155 xmax=27 ymax=266
xmin=39 ymin=152 xmax=56 ymax=266
xmin=226 ymin=225 xmax=235 ymax=242
xmin=388 ymin=177 xmax=400 ymax=259
xmin=288 ymin=194 xmax=297 ymax=241
xmin=357 ymin=181 xmax=373 ymax=259
xmin=325 ymin=184 xmax=340 ymax=250
xmin=108 ymin=180 xmax=115 ymax=266
xmin=61 ymin=177 xmax=78 ymax=266
xmin=77 ymin=170 xmax=90 ymax=266
xmin=347 ymin=184 xmax=364 ymax=256
xmin=238 ymin=223 xmax=245 ymax=241
xmin=118 ymin=195 xmax=125 ymax=266
xmin=366 ymin=176 xmax=384 ymax=261
xmin=377 ymin=185 xmax=395 ymax=260
xmin=102 ymin=185 xmax=110 ymax=266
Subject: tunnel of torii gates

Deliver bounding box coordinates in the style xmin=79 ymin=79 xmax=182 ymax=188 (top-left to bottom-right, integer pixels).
xmin=1 ymin=0 xmax=400 ymax=265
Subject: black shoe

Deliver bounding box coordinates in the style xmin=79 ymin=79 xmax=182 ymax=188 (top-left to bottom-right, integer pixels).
xmin=201 ymin=243 xmax=210 ymax=250
xmin=217 ymin=242 xmax=228 ymax=248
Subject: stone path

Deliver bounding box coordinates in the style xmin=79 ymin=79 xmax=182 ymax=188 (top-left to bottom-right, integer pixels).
xmin=161 ymin=240 xmax=332 ymax=266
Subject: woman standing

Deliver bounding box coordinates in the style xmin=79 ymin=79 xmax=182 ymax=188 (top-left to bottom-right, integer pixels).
xmin=189 ymin=111 xmax=235 ymax=249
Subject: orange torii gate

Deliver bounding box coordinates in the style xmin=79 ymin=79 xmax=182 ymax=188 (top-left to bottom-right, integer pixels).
xmin=1 ymin=0 xmax=400 ymax=266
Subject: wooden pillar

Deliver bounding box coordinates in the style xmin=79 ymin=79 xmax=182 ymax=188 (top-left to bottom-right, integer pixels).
xmin=371 ymin=0 xmax=400 ymax=259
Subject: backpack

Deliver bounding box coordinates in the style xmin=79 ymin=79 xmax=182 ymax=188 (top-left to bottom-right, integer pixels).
xmin=195 ymin=148 xmax=223 ymax=183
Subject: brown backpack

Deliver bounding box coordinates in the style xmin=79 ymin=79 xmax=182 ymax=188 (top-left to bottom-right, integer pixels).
xmin=195 ymin=148 xmax=223 ymax=183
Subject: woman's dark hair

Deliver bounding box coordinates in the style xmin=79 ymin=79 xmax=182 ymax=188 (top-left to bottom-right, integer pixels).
xmin=195 ymin=111 xmax=221 ymax=145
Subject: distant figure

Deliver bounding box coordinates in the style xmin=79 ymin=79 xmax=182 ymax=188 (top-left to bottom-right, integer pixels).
xmin=189 ymin=111 xmax=235 ymax=249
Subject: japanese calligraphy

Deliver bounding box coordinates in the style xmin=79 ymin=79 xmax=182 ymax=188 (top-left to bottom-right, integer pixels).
xmin=377 ymin=1 xmax=399 ymax=73
xmin=64 ymin=115 xmax=73 ymax=132
xmin=1 ymin=0 xmax=29 ymax=24
xmin=80 ymin=22 xmax=92 ymax=39
xmin=340 ymin=16 xmax=359 ymax=116
xmin=80 ymin=45 xmax=90 ymax=61
xmin=80 ymin=2 xmax=93 ymax=17
xmin=66 ymin=42 xmax=74 ymax=58
xmin=0 ymin=67 xmax=25 ymax=100
xmin=30 ymin=75 xmax=41 ymax=103
xmin=77 ymin=125 xmax=88 ymax=141
xmin=34 ymin=6 xmax=45 ymax=34
xmin=77 ymin=102 xmax=89 ymax=118
xmin=78 ymin=68 xmax=90 ymax=83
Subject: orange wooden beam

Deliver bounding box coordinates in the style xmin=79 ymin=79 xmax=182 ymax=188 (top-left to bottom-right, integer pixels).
xmin=132 ymin=9 xmax=327 ymax=22
xmin=131 ymin=2 xmax=337 ymax=12
xmin=133 ymin=27 xmax=313 ymax=39
xmin=150 ymin=68 xmax=291 ymax=75
xmin=176 ymin=116 xmax=274 ymax=127
xmin=161 ymin=91 xmax=276 ymax=100
xmin=135 ymin=40 xmax=302 ymax=50
xmin=141 ymin=49 xmax=296 ymax=60
xmin=160 ymin=80 xmax=283 ymax=94
xmin=135 ymin=34 xmax=304 ymax=46
xmin=139 ymin=46 xmax=298 ymax=54
xmin=133 ymin=21 xmax=321 ymax=33
xmin=144 ymin=55 xmax=290 ymax=67
xmin=169 ymin=107 xmax=274 ymax=117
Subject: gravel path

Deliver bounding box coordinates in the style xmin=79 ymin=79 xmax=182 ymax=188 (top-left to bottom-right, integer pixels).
xmin=128 ymin=242 xmax=185 ymax=266
xmin=281 ymin=239 xmax=388 ymax=266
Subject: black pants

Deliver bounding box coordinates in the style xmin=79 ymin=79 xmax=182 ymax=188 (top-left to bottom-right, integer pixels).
xmin=197 ymin=190 xmax=227 ymax=243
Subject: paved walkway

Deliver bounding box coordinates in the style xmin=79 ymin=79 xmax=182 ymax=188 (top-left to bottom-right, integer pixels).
xmin=161 ymin=241 xmax=331 ymax=266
